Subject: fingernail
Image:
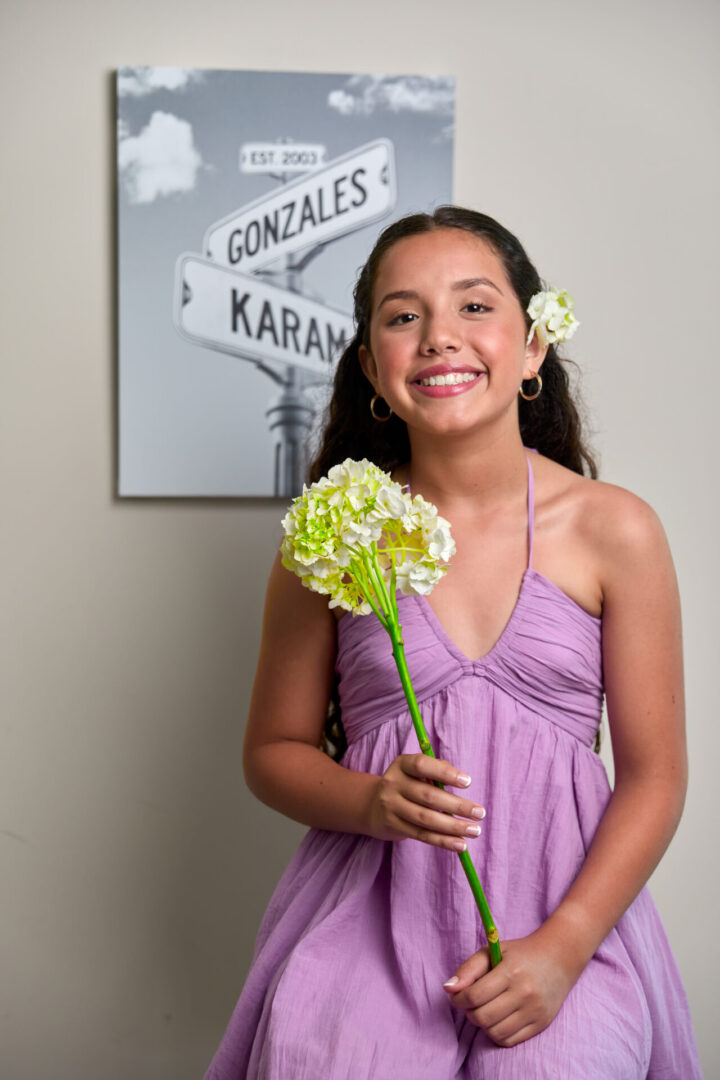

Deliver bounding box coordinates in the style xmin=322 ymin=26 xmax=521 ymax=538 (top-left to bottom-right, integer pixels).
xmin=456 ymin=773 xmax=472 ymax=787
xmin=465 ymin=824 xmax=481 ymax=837
xmin=471 ymin=806 xmax=486 ymax=819
xmin=443 ymin=976 xmax=459 ymax=988
xmin=452 ymin=840 xmax=467 ymax=852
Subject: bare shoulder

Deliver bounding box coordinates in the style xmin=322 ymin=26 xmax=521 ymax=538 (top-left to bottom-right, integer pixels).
xmin=578 ymin=475 xmax=668 ymax=569
xmin=536 ymin=452 xmax=664 ymax=537
xmin=531 ymin=455 xmax=675 ymax=611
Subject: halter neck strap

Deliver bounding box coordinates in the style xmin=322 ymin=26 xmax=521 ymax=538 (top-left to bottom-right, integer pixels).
xmin=526 ymin=452 xmax=535 ymax=570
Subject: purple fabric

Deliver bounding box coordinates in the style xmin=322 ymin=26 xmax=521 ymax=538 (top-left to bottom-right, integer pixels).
xmin=205 ymin=456 xmax=702 ymax=1079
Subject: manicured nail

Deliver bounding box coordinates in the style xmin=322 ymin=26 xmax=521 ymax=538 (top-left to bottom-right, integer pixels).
xmin=452 ymin=839 xmax=467 ymax=851
xmin=471 ymin=806 xmax=486 ymax=819
xmin=456 ymin=773 xmax=472 ymax=787
xmin=465 ymin=824 xmax=481 ymax=837
xmin=443 ymin=976 xmax=459 ymax=988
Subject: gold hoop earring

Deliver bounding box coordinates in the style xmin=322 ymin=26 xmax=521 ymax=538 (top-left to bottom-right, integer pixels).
xmin=519 ymin=371 xmax=542 ymax=401
xmin=370 ymin=394 xmax=393 ymax=421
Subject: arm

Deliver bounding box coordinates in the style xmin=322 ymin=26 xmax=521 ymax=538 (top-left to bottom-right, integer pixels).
xmin=244 ymin=551 xmax=485 ymax=843
xmin=446 ymin=486 xmax=688 ymax=1045
xmin=541 ymin=488 xmax=687 ymax=970
xmin=243 ymin=550 xmax=378 ymax=833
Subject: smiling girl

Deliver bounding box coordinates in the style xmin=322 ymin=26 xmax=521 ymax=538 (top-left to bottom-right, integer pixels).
xmin=204 ymin=207 xmax=702 ymax=1079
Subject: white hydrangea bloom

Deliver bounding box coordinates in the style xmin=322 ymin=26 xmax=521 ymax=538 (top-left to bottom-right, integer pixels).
xmin=395 ymin=557 xmax=441 ymax=596
xmin=280 ymin=458 xmax=455 ymax=617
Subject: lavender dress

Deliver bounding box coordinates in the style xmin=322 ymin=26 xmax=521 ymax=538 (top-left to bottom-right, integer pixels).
xmin=205 ymin=455 xmax=702 ymax=1079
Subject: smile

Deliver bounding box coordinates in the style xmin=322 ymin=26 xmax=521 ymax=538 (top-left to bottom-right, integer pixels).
xmin=412 ymin=371 xmax=485 ymax=397
xmin=417 ymin=372 xmax=480 ymax=387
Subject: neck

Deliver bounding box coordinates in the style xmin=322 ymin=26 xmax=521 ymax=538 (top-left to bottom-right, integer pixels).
xmin=406 ymin=428 xmax=529 ymax=513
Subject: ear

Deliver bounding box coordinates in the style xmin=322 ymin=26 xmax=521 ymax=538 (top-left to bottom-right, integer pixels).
xmin=523 ymin=330 xmax=548 ymax=381
xmin=358 ymin=343 xmax=379 ymax=390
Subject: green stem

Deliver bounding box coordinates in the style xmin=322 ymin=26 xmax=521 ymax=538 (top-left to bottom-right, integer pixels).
xmin=382 ymin=598 xmax=502 ymax=967
xmin=363 ymin=548 xmax=393 ymax=622
xmin=369 ymin=543 xmax=397 ymax=623
xmin=389 ymin=550 xmax=399 ymax=623
xmin=342 ymin=545 xmax=501 ymax=963
xmin=349 ymin=558 xmax=388 ymax=629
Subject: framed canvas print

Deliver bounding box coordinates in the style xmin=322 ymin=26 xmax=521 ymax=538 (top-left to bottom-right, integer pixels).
xmin=117 ymin=67 xmax=454 ymax=496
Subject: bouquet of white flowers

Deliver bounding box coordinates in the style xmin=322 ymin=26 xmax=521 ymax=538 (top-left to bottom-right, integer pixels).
xmin=281 ymin=458 xmax=502 ymax=967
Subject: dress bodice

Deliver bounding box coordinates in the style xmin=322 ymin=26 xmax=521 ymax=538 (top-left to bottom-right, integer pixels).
xmin=335 ymin=455 xmax=604 ymax=749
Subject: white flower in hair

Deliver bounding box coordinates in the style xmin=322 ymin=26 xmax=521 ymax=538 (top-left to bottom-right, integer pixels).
xmin=526 ymin=288 xmax=579 ymax=347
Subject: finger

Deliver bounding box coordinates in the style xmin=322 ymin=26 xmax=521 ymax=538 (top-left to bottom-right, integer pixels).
xmin=400 ymin=754 xmax=473 ymax=791
xmin=464 ymin=988 xmax=517 ymax=1031
xmin=443 ymin=947 xmax=493 ymax=994
xmin=394 ymin=800 xmax=483 ymax=845
xmin=403 ymin=803 xmax=481 ymax=842
xmin=403 ymin=776 xmax=486 ymax=823
xmin=390 ymin=812 xmax=481 ymax=851
xmin=374 ymin=777 xmax=479 ymax=850
xmin=486 ymin=1014 xmax=538 ymax=1048
xmin=450 ymin=965 xmax=509 ymax=1011
xmin=446 ymin=953 xmax=512 ymax=1010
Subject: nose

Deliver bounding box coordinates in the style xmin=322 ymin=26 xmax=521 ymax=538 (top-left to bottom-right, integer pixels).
xmin=419 ymin=313 xmax=461 ymax=355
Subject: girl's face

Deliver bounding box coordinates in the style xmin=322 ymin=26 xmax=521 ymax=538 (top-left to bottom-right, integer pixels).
xmin=359 ymin=228 xmax=546 ymax=439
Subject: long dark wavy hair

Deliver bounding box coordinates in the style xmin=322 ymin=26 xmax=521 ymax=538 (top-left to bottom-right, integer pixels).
xmin=311 ymin=206 xmax=599 ymax=760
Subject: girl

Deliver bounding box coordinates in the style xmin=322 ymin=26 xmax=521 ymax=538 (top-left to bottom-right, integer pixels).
xmin=205 ymin=207 xmax=702 ymax=1078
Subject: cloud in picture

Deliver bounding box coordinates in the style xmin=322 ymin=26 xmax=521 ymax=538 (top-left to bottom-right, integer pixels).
xmin=328 ymin=75 xmax=454 ymax=118
xmin=118 ymin=66 xmax=204 ymax=98
xmin=118 ymin=111 xmax=203 ymax=204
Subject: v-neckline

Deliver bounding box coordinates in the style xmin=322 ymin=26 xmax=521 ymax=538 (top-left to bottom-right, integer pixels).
xmin=410 ymin=569 xmax=533 ymax=667
xmin=403 ymin=568 xmax=602 ymax=668
xmin=404 ymin=452 xmax=536 ymax=666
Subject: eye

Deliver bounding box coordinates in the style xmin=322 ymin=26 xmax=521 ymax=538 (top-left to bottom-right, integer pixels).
xmin=463 ymin=301 xmax=491 ymax=314
xmin=387 ymin=311 xmax=418 ymax=326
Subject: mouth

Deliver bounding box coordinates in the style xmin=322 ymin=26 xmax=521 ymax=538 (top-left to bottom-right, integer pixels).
xmin=413 ymin=371 xmax=482 ymax=388
xmin=411 ymin=368 xmax=486 ymax=398
xmin=411 ymin=363 xmax=486 ymax=388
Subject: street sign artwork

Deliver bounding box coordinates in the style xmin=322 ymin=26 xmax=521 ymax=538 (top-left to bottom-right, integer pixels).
xmin=117 ymin=68 xmax=454 ymax=496
xmin=176 ymin=255 xmax=353 ymax=376
xmin=206 ymin=140 xmax=396 ymax=272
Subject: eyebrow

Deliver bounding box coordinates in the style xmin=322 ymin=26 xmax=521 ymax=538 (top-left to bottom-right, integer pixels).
xmin=376 ymin=277 xmax=503 ymax=312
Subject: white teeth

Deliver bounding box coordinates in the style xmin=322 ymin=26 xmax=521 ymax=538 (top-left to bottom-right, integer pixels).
xmin=419 ymin=371 xmax=480 ymax=387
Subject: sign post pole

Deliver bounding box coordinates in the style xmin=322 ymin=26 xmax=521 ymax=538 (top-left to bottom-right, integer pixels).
xmin=274 ymin=178 xmax=312 ymax=498
xmin=265 ymin=365 xmax=316 ymax=498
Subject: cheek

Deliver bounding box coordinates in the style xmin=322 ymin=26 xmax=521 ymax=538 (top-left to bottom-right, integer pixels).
xmin=370 ymin=341 xmax=412 ymax=385
xmin=484 ymin=323 xmax=527 ymax=366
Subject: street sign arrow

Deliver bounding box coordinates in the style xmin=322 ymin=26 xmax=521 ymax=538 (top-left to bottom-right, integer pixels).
xmin=205 ymin=139 xmax=396 ymax=271
xmin=174 ymin=254 xmax=353 ymax=377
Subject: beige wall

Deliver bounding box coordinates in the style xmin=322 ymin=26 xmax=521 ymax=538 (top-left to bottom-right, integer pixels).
xmin=2 ymin=0 xmax=718 ymax=1076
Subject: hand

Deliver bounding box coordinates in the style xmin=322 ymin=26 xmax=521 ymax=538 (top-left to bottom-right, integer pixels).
xmin=443 ymin=928 xmax=580 ymax=1047
xmin=366 ymin=753 xmax=486 ymax=852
